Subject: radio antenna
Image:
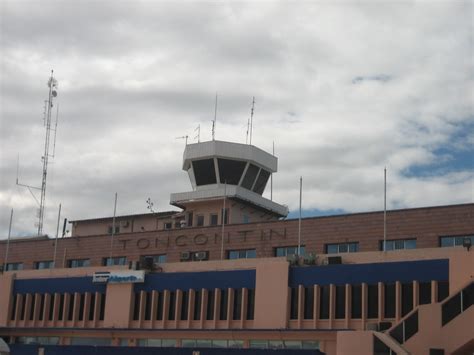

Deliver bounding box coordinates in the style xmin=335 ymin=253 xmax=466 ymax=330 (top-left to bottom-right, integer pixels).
xmin=17 ymin=70 xmax=59 ymax=235
xmin=249 ymin=97 xmax=255 ymax=145
xmin=212 ymin=93 xmax=218 ymax=141
xmin=194 ymin=124 xmax=201 ymax=143
xmin=176 ymin=134 xmax=189 ymax=146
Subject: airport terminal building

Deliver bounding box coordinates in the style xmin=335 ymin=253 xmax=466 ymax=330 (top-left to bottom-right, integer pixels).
xmin=0 ymin=140 xmax=473 ymax=355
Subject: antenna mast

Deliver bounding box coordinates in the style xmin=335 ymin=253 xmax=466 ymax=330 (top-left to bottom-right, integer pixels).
xmin=212 ymin=93 xmax=218 ymax=141
xmin=194 ymin=124 xmax=201 ymax=143
xmin=249 ymin=97 xmax=255 ymax=145
xmin=17 ymin=71 xmax=59 ymax=236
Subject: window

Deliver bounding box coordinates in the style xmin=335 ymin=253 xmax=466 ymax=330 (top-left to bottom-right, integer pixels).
xmin=34 ymin=260 xmax=54 ymax=269
xmin=246 ymin=289 xmax=255 ymax=320
xmin=402 ymin=283 xmax=413 ymax=316
xmin=192 ymin=159 xmax=217 ymax=186
xmin=253 ymin=169 xmax=270 ymax=195
xmin=440 ymin=235 xmax=474 ymax=247
xmin=290 ymin=287 xmax=298 ymax=319
xmin=196 ymin=215 xmax=204 ymax=227
xmin=210 ymin=214 xmax=218 ymax=226
xmin=351 ymin=285 xmax=362 ymax=318
xmin=379 ymin=239 xmax=416 ymax=251
xmin=241 ymin=164 xmax=259 ymax=190
xmin=274 ymin=245 xmax=305 ymax=257
xmin=219 ymin=289 xmax=228 ymax=320
xmin=107 ymin=225 xmax=120 ymax=235
xmin=180 ymin=291 xmax=189 ymax=320
xmin=384 ymin=283 xmax=396 ymax=318
xmin=142 ymin=254 xmax=167 ymax=264
xmin=304 ymin=287 xmax=314 ymax=319
xmin=367 ymin=284 xmax=379 ymax=318
xmin=419 ymin=282 xmax=431 ymax=305
xmin=206 ymin=290 xmax=215 ymax=320
xmin=319 ymin=285 xmax=330 ymax=319
xmin=221 ymin=208 xmax=229 ymax=225
xmin=233 ymin=289 xmax=242 ymax=320
xmin=102 ymin=256 xmax=127 ymax=266
xmin=136 ymin=339 xmax=176 ymax=347
xmin=164 ymin=222 xmax=172 ymax=230
xmin=186 ymin=212 xmax=193 ymax=227
xmin=6 ymin=262 xmax=23 ymax=271
xmin=243 ymin=215 xmax=250 ymax=224
xmin=227 ymin=249 xmax=256 ymax=259
xmin=193 ymin=291 xmax=201 ymax=320
xmin=335 ymin=285 xmax=346 ymax=319
xmin=218 ymin=158 xmax=247 ymax=185
xmin=68 ymin=259 xmax=90 ymax=268
xmin=326 ymin=242 xmax=359 ymax=254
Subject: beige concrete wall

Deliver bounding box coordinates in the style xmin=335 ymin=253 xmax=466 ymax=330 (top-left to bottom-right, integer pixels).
xmin=336 ymin=331 xmax=373 ymax=355
xmin=0 ymin=273 xmax=14 ymax=326
xmin=103 ymin=283 xmax=133 ymax=328
xmin=253 ymin=260 xmax=288 ymax=328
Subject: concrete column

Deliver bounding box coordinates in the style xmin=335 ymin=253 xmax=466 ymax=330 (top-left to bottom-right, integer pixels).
xmin=93 ymin=292 xmax=100 ymax=327
xmin=43 ymin=294 xmax=51 ymax=326
xmin=431 ymin=280 xmax=438 ymax=303
xmin=378 ymin=282 xmax=384 ymax=322
xmin=188 ymin=289 xmax=195 ymax=328
xmin=162 ymin=290 xmax=170 ymax=328
xmin=254 ymin=261 xmax=288 ymax=329
xmin=227 ymin=288 xmax=233 ymax=328
xmin=313 ymin=285 xmax=319 ymax=329
xmin=213 ymin=288 xmax=221 ymax=328
xmin=150 ymin=290 xmax=158 ymax=328
xmin=138 ymin=290 xmax=146 ymax=327
xmin=345 ymin=284 xmax=351 ymax=328
xmin=82 ymin=292 xmax=91 ymax=327
xmin=329 ymin=284 xmax=335 ymax=329
xmin=395 ymin=281 xmax=401 ymax=322
xmin=298 ymin=285 xmax=304 ymax=328
xmin=361 ymin=283 xmax=367 ymax=329
xmin=0 ymin=273 xmax=14 ymax=327
xmin=200 ymin=289 xmax=207 ymax=329
xmin=241 ymin=288 xmax=247 ymax=328
xmin=103 ymin=283 xmax=133 ymax=328
xmin=413 ymin=281 xmax=419 ymax=308
xmin=32 ymin=293 xmax=41 ymax=325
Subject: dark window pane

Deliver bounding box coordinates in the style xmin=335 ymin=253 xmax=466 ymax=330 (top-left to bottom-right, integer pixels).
xmin=405 ymin=239 xmax=417 ymax=249
xmin=442 ymin=293 xmax=461 ymax=326
xmin=206 ymin=290 xmax=214 ymax=320
xmin=39 ymin=294 xmax=45 ymax=321
xmin=440 ymin=237 xmax=454 ymax=247
xmin=133 ymin=292 xmax=140 ymax=321
xmin=156 ymin=292 xmax=163 ymax=320
xmin=417 ymin=282 xmax=430 ymax=306
xmin=462 ymin=282 xmax=473 ymax=310
xmin=349 ymin=243 xmax=359 ymax=252
xmin=210 ymin=214 xmax=218 ymax=226
xmin=326 ymin=244 xmax=338 ymax=254
xmin=351 ymin=285 xmax=362 ymax=319
xmin=367 ymin=284 xmax=379 ymax=319
xmin=10 ymin=295 xmax=18 ymax=321
xmin=49 ymin=294 xmax=55 ymax=321
xmin=67 ymin=294 xmax=75 ymax=321
xmin=168 ymin=292 xmax=176 ymax=320
xmin=144 ymin=292 xmax=151 ymax=321
xmin=192 ymin=159 xmax=217 ymax=186
xmin=88 ymin=294 xmax=95 ymax=321
xmin=246 ymin=289 xmax=255 ymax=320
xmin=402 ymin=283 xmax=413 ymax=317
xmin=180 ymin=291 xmax=188 ymax=320
xmin=99 ymin=294 xmax=106 ymax=320
xmin=29 ymin=294 xmax=36 ymax=321
xmin=319 ymin=285 xmax=330 ymax=319
xmin=194 ymin=291 xmax=201 ymax=321
xmin=197 ymin=215 xmax=204 ymax=227
xmin=390 ymin=321 xmax=404 ymax=343
xmin=58 ymin=294 xmax=64 ymax=321
xmin=218 ymin=159 xmax=246 ymax=185
xmin=304 ymin=287 xmax=314 ymax=320
xmin=241 ymin=164 xmax=259 ymax=190
xmin=339 ymin=244 xmax=348 ymax=253
xmin=404 ymin=311 xmax=418 ymax=341
xmin=437 ymin=281 xmax=449 ymax=302
xmin=219 ymin=289 xmax=228 ymax=320
xmin=335 ymin=285 xmax=346 ymax=319
xmin=253 ymin=169 xmax=270 ymax=195
xmin=78 ymin=294 xmax=85 ymax=321
xmin=373 ymin=335 xmax=392 ymax=354
xmin=290 ymin=288 xmax=299 ymax=320
xmin=384 ymin=283 xmax=396 ymax=318
xmin=233 ymin=289 xmax=242 ymax=320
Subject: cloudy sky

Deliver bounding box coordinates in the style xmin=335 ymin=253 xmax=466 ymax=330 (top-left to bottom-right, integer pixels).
xmin=1 ymin=0 xmax=473 ymax=237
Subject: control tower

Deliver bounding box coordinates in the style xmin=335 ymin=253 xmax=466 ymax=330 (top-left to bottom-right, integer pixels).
xmin=170 ymin=140 xmax=288 ymax=227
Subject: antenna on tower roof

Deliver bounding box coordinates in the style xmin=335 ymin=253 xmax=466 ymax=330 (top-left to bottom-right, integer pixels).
xmin=249 ymin=96 xmax=255 ymax=145
xmin=16 ymin=70 xmax=60 ymax=236
xmin=194 ymin=124 xmax=200 ymax=143
xmin=212 ymin=93 xmax=218 ymax=141
xmin=176 ymin=134 xmax=189 ymax=146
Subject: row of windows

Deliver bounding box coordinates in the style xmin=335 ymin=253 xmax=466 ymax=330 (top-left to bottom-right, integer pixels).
xmin=10 ymin=293 xmax=106 ymax=322
xmin=14 ymin=337 xmax=319 ymax=350
xmin=4 ymin=234 xmax=472 ymax=271
xmin=289 ymin=281 xmax=449 ymax=321
xmin=132 ymin=288 xmax=255 ymax=322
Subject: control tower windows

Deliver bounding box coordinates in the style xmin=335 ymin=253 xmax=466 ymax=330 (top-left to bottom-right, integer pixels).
xmin=241 ymin=164 xmax=259 ymax=190
xmin=192 ymin=159 xmax=217 ymax=186
xmin=253 ymin=169 xmax=270 ymax=195
xmin=218 ymin=159 xmax=246 ymax=185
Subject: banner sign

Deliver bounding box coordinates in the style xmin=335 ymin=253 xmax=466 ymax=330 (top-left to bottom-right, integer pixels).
xmin=93 ymin=270 xmax=145 ymax=284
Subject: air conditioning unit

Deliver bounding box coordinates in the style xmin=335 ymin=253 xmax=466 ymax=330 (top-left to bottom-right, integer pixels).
xmin=194 ymin=251 xmax=209 ymax=261
xmin=180 ymin=251 xmax=191 ymax=261
xmin=140 ymin=257 xmax=154 ymax=271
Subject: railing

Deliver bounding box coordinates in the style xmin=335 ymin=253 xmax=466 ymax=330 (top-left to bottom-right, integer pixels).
xmin=389 ymin=310 xmax=418 ymax=344
xmin=441 ymin=281 xmax=473 ymax=326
